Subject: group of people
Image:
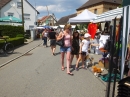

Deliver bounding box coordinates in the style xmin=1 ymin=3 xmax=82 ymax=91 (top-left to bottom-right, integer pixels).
xmin=41 ymin=24 xmax=98 ymax=76
xmin=41 ymin=28 xmax=57 ymax=56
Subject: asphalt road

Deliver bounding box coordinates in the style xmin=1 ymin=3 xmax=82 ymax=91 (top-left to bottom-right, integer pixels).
xmin=0 ymin=40 xmax=107 ymax=97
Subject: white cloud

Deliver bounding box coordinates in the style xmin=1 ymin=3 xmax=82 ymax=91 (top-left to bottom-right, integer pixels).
xmin=36 ymin=4 xmax=66 ymax=13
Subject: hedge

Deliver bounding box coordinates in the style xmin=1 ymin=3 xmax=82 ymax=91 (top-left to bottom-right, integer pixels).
xmin=0 ymin=37 xmax=24 ymax=48
xmin=0 ymin=25 xmax=24 ymax=38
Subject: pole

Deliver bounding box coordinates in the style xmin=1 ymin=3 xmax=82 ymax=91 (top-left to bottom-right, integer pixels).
xmin=0 ymin=0 xmax=1 ymax=18
xmin=46 ymin=5 xmax=49 ymax=26
xmin=34 ymin=0 xmax=36 ymax=27
xmin=46 ymin=6 xmax=49 ymax=15
xmin=21 ymin=0 xmax=24 ymax=30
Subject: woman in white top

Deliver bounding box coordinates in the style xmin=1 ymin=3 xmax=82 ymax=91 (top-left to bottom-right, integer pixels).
xmin=42 ymin=29 xmax=48 ymax=47
xmin=75 ymin=33 xmax=98 ymax=71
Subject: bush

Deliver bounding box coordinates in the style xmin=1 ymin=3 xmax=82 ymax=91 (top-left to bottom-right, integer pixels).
xmin=0 ymin=25 xmax=24 ymax=38
xmin=16 ymin=34 xmax=24 ymax=37
xmin=0 ymin=37 xmax=24 ymax=48
xmin=2 ymin=36 xmax=9 ymax=39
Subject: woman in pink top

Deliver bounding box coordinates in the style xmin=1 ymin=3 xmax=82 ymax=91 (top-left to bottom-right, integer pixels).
xmin=57 ymin=24 xmax=73 ymax=76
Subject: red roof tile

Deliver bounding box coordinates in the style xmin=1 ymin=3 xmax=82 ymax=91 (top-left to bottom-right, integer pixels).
xmin=0 ymin=0 xmax=11 ymax=8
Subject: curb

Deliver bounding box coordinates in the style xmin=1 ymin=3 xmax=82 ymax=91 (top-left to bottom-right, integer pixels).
xmin=0 ymin=42 xmax=42 ymax=68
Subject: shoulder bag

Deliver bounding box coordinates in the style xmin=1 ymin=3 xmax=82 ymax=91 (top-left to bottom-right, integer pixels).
xmin=56 ymin=36 xmax=64 ymax=47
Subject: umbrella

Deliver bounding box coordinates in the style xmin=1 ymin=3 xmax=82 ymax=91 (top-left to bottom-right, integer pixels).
xmin=0 ymin=16 xmax=22 ymax=23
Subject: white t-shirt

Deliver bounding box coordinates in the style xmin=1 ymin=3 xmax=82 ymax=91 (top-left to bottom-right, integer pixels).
xmin=99 ymin=35 xmax=109 ymax=49
xmin=44 ymin=32 xmax=48 ymax=37
xmin=81 ymin=39 xmax=90 ymax=52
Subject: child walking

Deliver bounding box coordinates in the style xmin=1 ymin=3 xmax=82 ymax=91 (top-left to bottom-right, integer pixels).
xmin=75 ymin=33 xmax=98 ymax=71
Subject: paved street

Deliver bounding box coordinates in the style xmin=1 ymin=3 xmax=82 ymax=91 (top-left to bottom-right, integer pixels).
xmin=0 ymin=39 xmax=108 ymax=97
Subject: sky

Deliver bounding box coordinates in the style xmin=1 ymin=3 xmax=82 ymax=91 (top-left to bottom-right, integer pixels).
xmin=27 ymin=0 xmax=88 ymax=20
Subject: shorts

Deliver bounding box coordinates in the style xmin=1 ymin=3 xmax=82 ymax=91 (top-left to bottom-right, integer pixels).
xmin=71 ymin=46 xmax=79 ymax=55
xmin=50 ymin=39 xmax=56 ymax=46
xmin=60 ymin=46 xmax=71 ymax=52
xmin=79 ymin=51 xmax=87 ymax=56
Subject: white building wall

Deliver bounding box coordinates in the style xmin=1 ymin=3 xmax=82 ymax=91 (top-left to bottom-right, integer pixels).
xmin=1 ymin=0 xmax=38 ymax=31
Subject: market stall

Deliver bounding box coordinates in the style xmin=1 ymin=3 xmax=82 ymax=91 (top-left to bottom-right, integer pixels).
xmin=68 ymin=9 xmax=97 ymax=23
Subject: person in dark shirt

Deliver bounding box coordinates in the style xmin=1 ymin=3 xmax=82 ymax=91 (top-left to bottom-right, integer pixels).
xmin=48 ymin=28 xmax=57 ymax=56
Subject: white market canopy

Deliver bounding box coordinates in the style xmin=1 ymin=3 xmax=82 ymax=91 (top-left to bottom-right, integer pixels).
xmin=68 ymin=9 xmax=97 ymax=23
xmin=93 ymin=7 xmax=123 ymax=23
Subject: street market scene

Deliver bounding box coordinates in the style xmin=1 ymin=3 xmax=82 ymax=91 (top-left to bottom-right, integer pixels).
xmin=0 ymin=0 xmax=130 ymax=97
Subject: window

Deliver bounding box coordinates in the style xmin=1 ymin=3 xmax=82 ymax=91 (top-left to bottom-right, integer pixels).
xmin=29 ymin=25 xmax=34 ymax=30
xmin=24 ymin=14 xmax=30 ymax=20
xmin=17 ymin=2 xmax=21 ymax=8
xmin=8 ymin=12 xmax=14 ymax=17
xmin=94 ymin=9 xmax=97 ymax=14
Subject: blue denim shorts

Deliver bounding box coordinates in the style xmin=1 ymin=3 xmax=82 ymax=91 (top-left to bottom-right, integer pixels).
xmin=60 ymin=46 xmax=71 ymax=52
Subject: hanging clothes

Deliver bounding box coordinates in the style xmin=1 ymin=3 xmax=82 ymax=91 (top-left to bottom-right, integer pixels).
xmin=104 ymin=22 xmax=110 ymax=32
xmin=116 ymin=25 xmax=120 ymax=42
xmin=88 ymin=23 xmax=97 ymax=39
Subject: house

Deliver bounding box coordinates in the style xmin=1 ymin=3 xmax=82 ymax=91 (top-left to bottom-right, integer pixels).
xmin=0 ymin=0 xmax=40 ymax=31
xmin=56 ymin=13 xmax=77 ymax=25
xmin=38 ymin=14 xmax=57 ymax=26
xmin=76 ymin=0 xmax=122 ymax=15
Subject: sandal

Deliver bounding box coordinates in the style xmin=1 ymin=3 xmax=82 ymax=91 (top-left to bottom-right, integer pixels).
xmin=75 ymin=67 xmax=79 ymax=71
xmin=67 ymin=72 xmax=74 ymax=76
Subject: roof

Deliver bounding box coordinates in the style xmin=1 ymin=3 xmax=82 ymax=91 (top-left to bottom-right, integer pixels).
xmin=0 ymin=0 xmax=11 ymax=8
xmin=38 ymin=15 xmax=57 ymax=23
xmin=38 ymin=16 xmax=49 ymax=22
xmin=77 ymin=0 xmax=122 ymax=10
xmin=93 ymin=7 xmax=122 ymax=23
xmin=0 ymin=0 xmax=39 ymax=14
xmin=25 ymin=0 xmax=40 ymax=14
xmin=55 ymin=13 xmax=77 ymax=25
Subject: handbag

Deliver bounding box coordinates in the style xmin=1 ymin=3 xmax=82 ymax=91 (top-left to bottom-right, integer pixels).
xmin=56 ymin=37 xmax=64 ymax=47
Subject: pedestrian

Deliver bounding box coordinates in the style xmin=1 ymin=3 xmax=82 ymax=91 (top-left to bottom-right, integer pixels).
xmin=75 ymin=33 xmax=98 ymax=71
xmin=42 ymin=28 xmax=48 ymax=47
xmin=48 ymin=28 xmax=57 ymax=56
xmin=56 ymin=24 xmax=73 ymax=76
xmin=70 ymin=31 xmax=81 ymax=68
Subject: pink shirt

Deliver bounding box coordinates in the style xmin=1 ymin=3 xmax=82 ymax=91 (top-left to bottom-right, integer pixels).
xmin=64 ymin=34 xmax=71 ymax=47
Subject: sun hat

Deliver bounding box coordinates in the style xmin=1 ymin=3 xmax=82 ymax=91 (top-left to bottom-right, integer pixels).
xmin=84 ymin=33 xmax=91 ymax=38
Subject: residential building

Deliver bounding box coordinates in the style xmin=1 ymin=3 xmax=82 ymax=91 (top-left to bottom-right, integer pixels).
xmin=76 ymin=0 xmax=122 ymax=15
xmin=56 ymin=13 xmax=77 ymax=25
xmin=0 ymin=0 xmax=40 ymax=31
xmin=38 ymin=14 xmax=57 ymax=26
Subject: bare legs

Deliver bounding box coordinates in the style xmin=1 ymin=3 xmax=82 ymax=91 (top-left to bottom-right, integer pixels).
xmin=51 ymin=46 xmax=56 ymax=55
xmin=61 ymin=52 xmax=65 ymax=70
xmin=66 ymin=51 xmax=71 ymax=73
xmin=61 ymin=51 xmax=72 ymax=74
xmin=70 ymin=54 xmax=79 ymax=67
xmin=76 ymin=54 xmax=86 ymax=69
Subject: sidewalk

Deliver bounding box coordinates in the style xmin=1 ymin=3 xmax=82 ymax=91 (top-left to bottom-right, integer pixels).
xmin=0 ymin=39 xmax=42 ymax=67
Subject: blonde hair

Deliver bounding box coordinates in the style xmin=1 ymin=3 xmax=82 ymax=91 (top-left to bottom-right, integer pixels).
xmin=64 ymin=24 xmax=71 ymax=30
